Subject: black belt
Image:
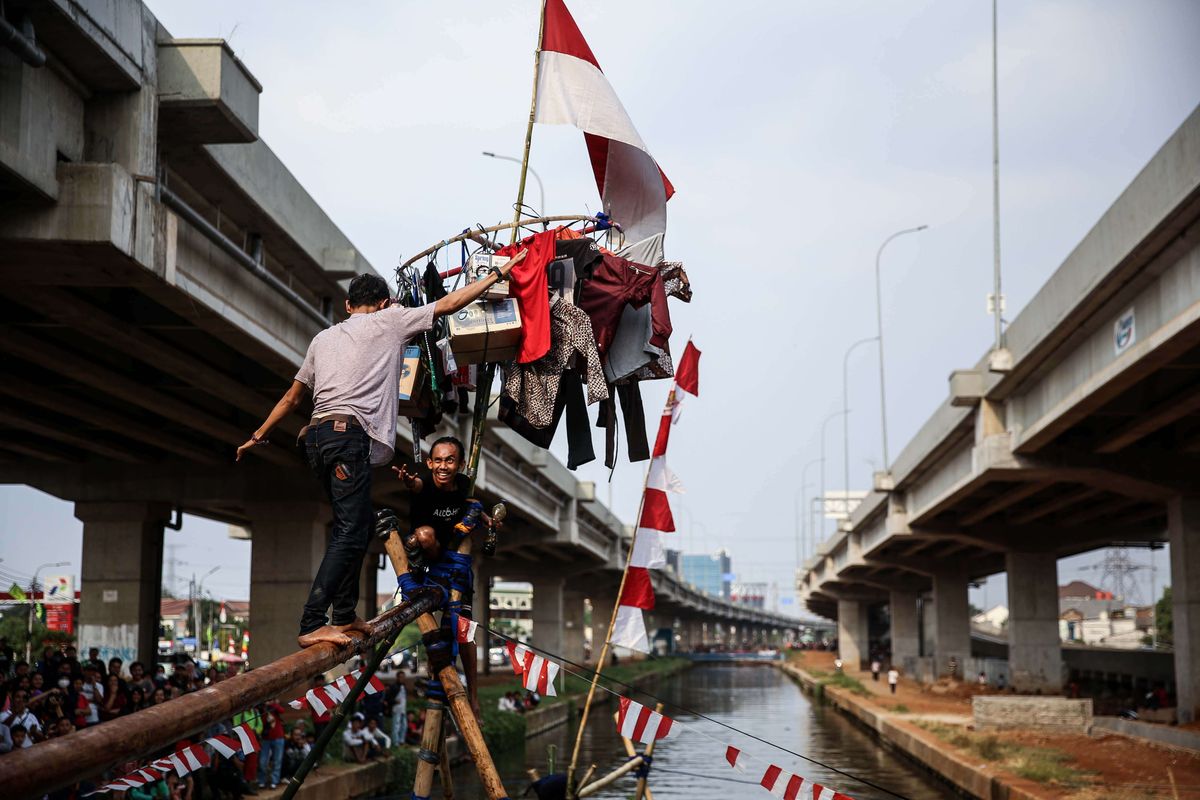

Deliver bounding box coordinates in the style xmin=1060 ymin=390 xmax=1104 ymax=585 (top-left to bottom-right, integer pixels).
xmin=297 ymin=414 xmax=362 ymax=445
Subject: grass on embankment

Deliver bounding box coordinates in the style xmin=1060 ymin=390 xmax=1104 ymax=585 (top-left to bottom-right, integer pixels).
xmin=915 ymin=722 xmax=1096 ymax=788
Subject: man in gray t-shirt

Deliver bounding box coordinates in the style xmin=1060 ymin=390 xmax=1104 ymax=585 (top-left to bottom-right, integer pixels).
xmin=237 ymin=264 xmax=518 ymax=649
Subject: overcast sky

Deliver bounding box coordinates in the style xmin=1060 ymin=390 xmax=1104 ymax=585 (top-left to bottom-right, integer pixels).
xmin=2 ymin=1 xmax=1197 ymax=616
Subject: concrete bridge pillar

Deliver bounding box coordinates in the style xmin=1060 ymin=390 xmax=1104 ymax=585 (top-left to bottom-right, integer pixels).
xmin=531 ymin=577 xmax=565 ymax=663
xmin=837 ymin=599 xmax=868 ymax=670
xmin=358 ymin=555 xmax=378 ymax=623
xmin=1006 ymin=551 xmax=1063 ymax=693
xmin=76 ymin=502 xmax=168 ymax=669
xmin=474 ymin=563 xmax=492 ymax=674
xmin=563 ymin=587 xmax=587 ymax=665
xmin=889 ymin=590 xmax=920 ymax=670
xmin=587 ymin=588 xmax=618 ymax=664
xmin=247 ymin=501 xmax=329 ymax=667
xmin=1170 ymin=497 xmax=1200 ymax=722
xmin=931 ymin=571 xmax=970 ymax=679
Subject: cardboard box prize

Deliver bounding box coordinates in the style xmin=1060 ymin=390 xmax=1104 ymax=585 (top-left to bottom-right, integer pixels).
xmin=397 ymin=345 xmax=431 ymax=417
xmin=470 ymin=253 xmax=512 ymax=301
xmin=448 ymin=298 xmax=522 ymax=365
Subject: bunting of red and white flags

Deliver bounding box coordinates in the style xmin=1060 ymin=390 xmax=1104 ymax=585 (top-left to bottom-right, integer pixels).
xmin=457 ymin=615 xmax=479 ymax=644
xmin=759 ymin=764 xmax=855 ymax=800
xmin=506 ymin=641 xmax=559 ymax=696
xmin=288 ymin=667 xmax=385 ymax=715
xmin=616 ymin=697 xmax=678 ymax=745
xmin=612 ymin=341 xmax=700 ymax=653
xmin=85 ymin=725 xmax=257 ymax=795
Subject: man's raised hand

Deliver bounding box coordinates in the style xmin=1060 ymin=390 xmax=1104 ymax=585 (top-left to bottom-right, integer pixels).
xmin=392 ymin=464 xmax=420 ymax=490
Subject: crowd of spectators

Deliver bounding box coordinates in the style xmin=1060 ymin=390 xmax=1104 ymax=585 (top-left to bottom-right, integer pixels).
xmin=496 ymin=690 xmax=540 ymax=714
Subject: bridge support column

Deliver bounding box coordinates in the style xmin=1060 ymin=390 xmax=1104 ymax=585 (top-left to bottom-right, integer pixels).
xmin=76 ymin=502 xmax=168 ymax=669
xmin=837 ymin=600 xmax=868 ymax=670
xmin=889 ymin=590 xmax=919 ymax=670
xmin=474 ymin=563 xmax=492 ymax=674
xmin=358 ymin=554 xmax=379 ymax=623
xmin=931 ymin=571 xmax=970 ymax=679
xmin=1170 ymin=496 xmax=1200 ymax=723
xmin=563 ymin=587 xmax=587 ymax=665
xmin=531 ymin=577 xmax=565 ymax=663
xmin=247 ymin=501 xmax=329 ymax=667
xmin=1006 ymin=551 xmax=1063 ymax=693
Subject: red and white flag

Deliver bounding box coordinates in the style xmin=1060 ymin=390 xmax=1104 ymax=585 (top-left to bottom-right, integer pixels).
xmin=725 ymin=745 xmax=750 ymax=773
xmin=506 ymin=641 xmax=560 ymax=696
xmin=616 ymin=697 xmax=678 ymax=745
xmin=289 ymin=668 xmax=384 ymax=714
xmin=535 ymin=0 xmax=674 ymax=240
xmin=457 ymin=616 xmax=479 ymax=644
xmin=759 ymin=765 xmax=853 ymax=800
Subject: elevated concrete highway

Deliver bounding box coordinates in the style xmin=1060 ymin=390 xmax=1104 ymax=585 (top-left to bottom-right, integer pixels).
xmin=799 ymin=104 xmax=1200 ymax=717
xmin=0 ymin=0 xmax=796 ymax=667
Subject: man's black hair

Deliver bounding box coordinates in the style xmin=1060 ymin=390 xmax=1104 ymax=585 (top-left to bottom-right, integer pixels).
xmin=348 ymin=273 xmax=390 ymax=308
xmin=430 ymin=436 xmax=466 ymax=461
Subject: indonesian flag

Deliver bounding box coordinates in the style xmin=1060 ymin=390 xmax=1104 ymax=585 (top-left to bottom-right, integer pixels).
xmin=506 ymin=641 xmax=560 ymax=696
xmin=759 ymin=765 xmax=854 ymax=800
xmin=457 ymin=616 xmax=479 ymax=644
xmin=616 ymin=697 xmax=678 ymax=744
xmin=536 ymin=0 xmax=674 ymax=240
xmin=289 ymin=668 xmax=384 ymax=714
xmin=725 ymin=746 xmax=750 ymax=773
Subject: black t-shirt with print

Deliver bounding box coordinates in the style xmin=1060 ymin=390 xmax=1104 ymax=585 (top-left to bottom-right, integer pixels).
xmin=411 ymin=466 xmax=471 ymax=548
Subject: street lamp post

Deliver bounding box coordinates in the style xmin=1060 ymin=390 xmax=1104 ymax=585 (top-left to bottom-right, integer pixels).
xmin=191 ymin=566 xmax=219 ymax=655
xmin=799 ymin=458 xmax=823 ymax=563
xmin=874 ymin=225 xmax=928 ymax=470
xmin=27 ymin=561 xmax=68 ymax=663
xmin=843 ymin=337 xmax=879 ymax=513
xmin=483 ymin=151 xmax=545 ymax=216
xmin=819 ymin=410 xmax=849 ymax=546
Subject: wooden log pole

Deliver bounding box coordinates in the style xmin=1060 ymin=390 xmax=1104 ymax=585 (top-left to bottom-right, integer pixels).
xmin=437 ymin=717 xmax=455 ymax=800
xmin=0 ymin=590 xmax=440 ymax=800
xmin=618 ymin=714 xmax=655 ymax=800
xmin=633 ymin=703 xmax=665 ymax=800
xmin=576 ymin=756 xmax=644 ymax=798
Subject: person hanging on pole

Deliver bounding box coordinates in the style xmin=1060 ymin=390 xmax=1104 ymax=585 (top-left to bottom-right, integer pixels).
xmin=235 ymin=265 xmax=518 ymax=648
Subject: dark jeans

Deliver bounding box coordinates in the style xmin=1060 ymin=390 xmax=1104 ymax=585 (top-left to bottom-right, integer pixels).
xmin=300 ymin=421 xmax=373 ymax=634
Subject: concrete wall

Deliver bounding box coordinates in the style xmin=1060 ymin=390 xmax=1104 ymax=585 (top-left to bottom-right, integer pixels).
xmin=973 ymin=696 xmax=1092 ymax=733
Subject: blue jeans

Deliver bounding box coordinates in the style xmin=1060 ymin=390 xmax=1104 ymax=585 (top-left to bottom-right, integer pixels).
xmin=300 ymin=421 xmax=374 ymax=634
xmin=258 ymin=737 xmax=284 ymax=786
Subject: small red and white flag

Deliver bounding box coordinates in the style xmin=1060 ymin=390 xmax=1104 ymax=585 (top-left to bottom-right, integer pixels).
xmin=536 ymin=0 xmax=674 ymax=240
xmin=290 ymin=669 xmax=383 ymax=714
xmin=616 ymin=697 xmax=678 ymax=745
xmin=457 ymin=616 xmax=479 ymax=644
xmin=725 ymin=745 xmax=750 ymax=773
xmin=759 ymin=765 xmax=853 ymax=800
xmin=506 ymin=641 xmax=559 ymax=696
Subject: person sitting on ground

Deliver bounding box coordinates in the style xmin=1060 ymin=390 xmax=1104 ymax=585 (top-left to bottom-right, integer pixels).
xmin=342 ymin=714 xmax=370 ymax=763
xmin=237 ymin=266 xmax=519 ymax=650
xmin=364 ymin=717 xmax=391 ymax=753
xmin=281 ymin=723 xmax=310 ymax=780
xmin=523 ymin=690 xmax=540 ymax=710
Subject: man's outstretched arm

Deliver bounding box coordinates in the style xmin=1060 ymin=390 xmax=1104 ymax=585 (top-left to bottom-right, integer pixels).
xmin=236 ymin=379 xmax=307 ymax=460
xmin=432 ymin=250 xmax=526 ymax=318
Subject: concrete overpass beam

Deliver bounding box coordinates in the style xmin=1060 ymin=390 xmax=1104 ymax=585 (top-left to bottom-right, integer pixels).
xmin=563 ymin=587 xmax=587 ymax=665
xmin=76 ymin=502 xmax=169 ymax=669
xmin=1006 ymin=551 xmax=1064 ymax=693
xmin=889 ymin=590 xmax=920 ymax=669
xmin=531 ymin=577 xmax=565 ymax=663
xmin=837 ymin=599 xmax=868 ymax=670
xmin=931 ymin=571 xmax=970 ymax=679
xmin=1170 ymin=496 xmax=1200 ymax=723
xmin=247 ymin=501 xmax=328 ymax=666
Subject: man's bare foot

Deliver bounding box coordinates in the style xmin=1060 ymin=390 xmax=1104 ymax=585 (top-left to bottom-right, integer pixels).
xmin=297 ymin=626 xmax=353 ymax=648
xmin=336 ymin=618 xmax=373 ymax=637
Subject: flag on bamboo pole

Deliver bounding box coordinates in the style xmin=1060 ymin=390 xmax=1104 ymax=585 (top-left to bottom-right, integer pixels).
xmin=534 ymin=0 xmax=674 ymax=240
xmin=615 ymin=697 xmax=678 ymax=744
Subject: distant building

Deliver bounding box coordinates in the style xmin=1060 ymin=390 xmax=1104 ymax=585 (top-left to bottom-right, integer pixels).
xmin=489 ymin=581 xmax=533 ymax=641
xmin=1057 ymin=581 xmax=1151 ymax=648
xmin=1059 ymin=580 xmax=1114 ymax=602
xmin=731 ymin=582 xmax=767 ymax=609
xmin=681 ymin=550 xmax=731 ymax=599
xmin=972 ymin=604 xmax=1009 ymax=634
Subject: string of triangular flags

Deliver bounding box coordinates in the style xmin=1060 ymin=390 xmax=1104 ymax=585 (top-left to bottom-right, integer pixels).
xmin=612 ymin=341 xmax=700 ymax=653
xmin=498 ymin=631 xmax=858 ymax=799
xmin=85 ymin=724 xmax=259 ymax=795
xmin=87 ymin=665 xmax=387 ymax=795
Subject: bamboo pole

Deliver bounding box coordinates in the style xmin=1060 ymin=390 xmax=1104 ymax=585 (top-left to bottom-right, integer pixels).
xmin=566 ymin=389 xmax=677 ymax=793
xmin=633 ymin=703 xmax=665 ymax=800
xmin=438 ymin=718 xmax=455 ymax=800
xmin=576 ymin=755 xmax=644 ymax=797
xmin=0 ymin=591 xmax=440 ymax=800
xmin=617 ymin=721 xmax=655 ymax=800
xmin=510 ymin=0 xmax=548 ymax=246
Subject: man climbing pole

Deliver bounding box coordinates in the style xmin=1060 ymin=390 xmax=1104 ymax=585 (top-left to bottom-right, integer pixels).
xmin=391 ymin=435 xmax=495 ymax=717
xmin=235 ymin=265 xmax=517 ymax=649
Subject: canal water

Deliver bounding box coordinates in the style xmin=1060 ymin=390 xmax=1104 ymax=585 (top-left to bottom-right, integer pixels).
xmin=450 ymin=663 xmax=955 ymax=799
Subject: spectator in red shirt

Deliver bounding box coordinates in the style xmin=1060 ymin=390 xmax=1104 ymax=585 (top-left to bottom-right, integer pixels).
xmin=257 ymin=701 xmax=287 ymax=789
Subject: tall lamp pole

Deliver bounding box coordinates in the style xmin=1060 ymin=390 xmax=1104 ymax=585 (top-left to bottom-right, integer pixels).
xmin=874 ymin=225 xmax=928 ymax=470
xmin=800 ymin=458 xmax=823 ymax=563
xmin=483 ymin=151 xmax=545 ymax=216
xmin=27 ymin=561 xmax=68 ymax=663
xmin=843 ymin=337 xmax=879 ymax=512
xmin=819 ymin=410 xmax=849 ymax=547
